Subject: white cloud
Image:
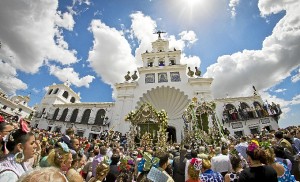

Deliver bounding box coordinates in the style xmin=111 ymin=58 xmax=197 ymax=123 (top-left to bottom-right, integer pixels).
xmin=291 ymin=68 xmax=300 ymax=83
xmin=204 ymin=0 xmax=300 ymax=100
xmin=32 ymin=88 xmax=40 ymax=94
xmin=88 ymin=20 xmax=138 ymax=85
xmin=49 ymin=65 xmax=95 ymax=88
xmin=0 ymin=0 xmax=77 ymax=75
xmin=274 ymin=88 xmax=287 ymax=93
xmin=0 ymin=61 xmax=27 ymax=94
xmin=179 ymin=31 xmax=198 ymax=45
xmin=229 ymin=0 xmax=240 ymax=18
xmin=55 ymin=11 xmax=75 ymax=30
xmin=130 ymin=11 xmax=158 ymax=66
xmin=88 ymin=12 xmax=202 ymax=88
xmin=73 ymin=0 xmax=91 ymax=6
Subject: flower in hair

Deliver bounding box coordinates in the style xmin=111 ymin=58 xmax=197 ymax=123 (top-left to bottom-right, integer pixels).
xmin=248 ymin=140 xmax=259 ymax=152
xmin=0 ymin=115 xmax=5 ymax=123
xmin=20 ymin=118 xmax=30 ymax=133
xmin=190 ymin=158 xmax=202 ymax=170
xmin=59 ymin=142 xmax=70 ymax=153
xmin=251 ymin=140 xmax=259 ymax=147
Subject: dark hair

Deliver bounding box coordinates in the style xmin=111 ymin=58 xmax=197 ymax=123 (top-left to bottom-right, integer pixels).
xmin=136 ymin=171 xmax=151 ymax=182
xmin=246 ymin=147 xmax=266 ymax=163
xmin=230 ymin=154 xmax=242 ymax=170
xmin=273 ymin=145 xmax=286 ymax=159
xmin=191 ymin=150 xmax=198 ymax=158
xmin=111 ymin=154 xmax=120 ymax=165
xmin=6 ymin=129 xmax=34 ymax=152
xmin=275 ymin=131 xmax=283 ymax=139
xmin=0 ymin=122 xmax=8 ymax=132
xmin=157 ymin=152 xmax=169 ymax=167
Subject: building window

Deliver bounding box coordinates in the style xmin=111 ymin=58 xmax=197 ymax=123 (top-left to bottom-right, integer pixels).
xmin=169 ymin=59 xmax=176 ymax=65
xmin=250 ymin=127 xmax=260 ymax=135
xmin=18 ymin=108 xmax=22 ymax=112
xmin=81 ymin=109 xmax=91 ymax=124
xmin=224 ymin=104 xmax=238 ymax=121
xmin=53 ymin=88 xmax=59 ymax=94
xmin=158 ymin=59 xmax=165 ymax=66
xmin=158 ymin=72 xmax=168 ymax=83
xmin=95 ymin=109 xmax=106 ymax=125
xmin=70 ymin=97 xmax=75 ymax=103
xmin=52 ymin=108 xmax=59 ymax=120
xmin=70 ymin=109 xmax=79 ymax=123
xmin=62 ymin=91 xmax=69 ymax=99
xmin=59 ymin=108 xmax=69 ymax=121
xmin=48 ymin=89 xmax=53 ymax=95
xmin=234 ymin=130 xmax=244 ymax=137
xmin=2 ymin=105 xmax=7 ymax=109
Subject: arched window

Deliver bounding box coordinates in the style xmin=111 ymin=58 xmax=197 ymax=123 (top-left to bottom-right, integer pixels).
xmin=240 ymin=102 xmax=250 ymax=109
xmin=62 ymin=91 xmax=69 ymax=99
xmin=158 ymin=58 xmax=165 ymax=66
xmin=52 ymin=108 xmax=59 ymax=120
xmin=225 ymin=104 xmax=238 ymax=121
xmin=53 ymin=88 xmax=59 ymax=94
xmin=59 ymin=108 xmax=68 ymax=121
xmin=81 ymin=109 xmax=91 ymax=124
xmin=48 ymin=89 xmax=53 ymax=95
xmin=70 ymin=109 xmax=79 ymax=123
xmin=253 ymin=101 xmax=263 ymax=118
xmin=240 ymin=102 xmax=255 ymax=119
xmin=70 ymin=97 xmax=76 ymax=103
xmin=94 ymin=109 xmax=106 ymax=125
xmin=253 ymin=101 xmax=262 ymax=108
xmin=169 ymin=59 xmax=176 ymax=65
xmin=147 ymin=59 xmax=154 ymax=67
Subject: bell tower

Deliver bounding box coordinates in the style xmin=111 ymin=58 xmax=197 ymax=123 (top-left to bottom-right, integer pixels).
xmin=141 ymin=31 xmax=181 ymax=68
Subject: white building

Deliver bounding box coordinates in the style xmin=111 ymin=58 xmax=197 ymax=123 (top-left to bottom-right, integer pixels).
xmin=32 ymin=35 xmax=280 ymax=141
xmin=0 ymin=88 xmax=35 ymax=121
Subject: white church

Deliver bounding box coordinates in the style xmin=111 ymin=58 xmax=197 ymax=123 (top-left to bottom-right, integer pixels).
xmin=31 ymin=35 xmax=280 ymax=142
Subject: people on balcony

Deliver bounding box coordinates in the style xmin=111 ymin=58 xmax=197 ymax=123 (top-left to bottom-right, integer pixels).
xmin=222 ymin=101 xmax=282 ymax=123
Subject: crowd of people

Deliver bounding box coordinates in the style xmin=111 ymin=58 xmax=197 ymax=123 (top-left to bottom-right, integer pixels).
xmin=0 ymin=114 xmax=300 ymax=182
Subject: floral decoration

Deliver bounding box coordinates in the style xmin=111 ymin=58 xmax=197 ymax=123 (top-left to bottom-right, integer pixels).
xmin=247 ymin=140 xmax=259 ymax=152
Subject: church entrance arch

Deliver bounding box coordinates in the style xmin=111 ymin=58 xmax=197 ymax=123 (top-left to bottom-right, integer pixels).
xmin=166 ymin=126 xmax=176 ymax=143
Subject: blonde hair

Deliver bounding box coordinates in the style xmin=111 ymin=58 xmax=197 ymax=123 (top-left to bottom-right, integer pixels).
xmin=188 ymin=163 xmax=200 ymax=180
xmin=264 ymin=147 xmax=275 ymax=165
xmin=202 ymin=159 xmax=211 ymax=170
xmin=47 ymin=148 xmax=71 ymax=168
xmin=17 ymin=167 xmax=67 ymax=182
xmin=66 ymin=168 xmax=84 ymax=182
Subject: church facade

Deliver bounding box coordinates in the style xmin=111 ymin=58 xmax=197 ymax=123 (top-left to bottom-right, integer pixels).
xmin=31 ymin=36 xmax=280 ymax=141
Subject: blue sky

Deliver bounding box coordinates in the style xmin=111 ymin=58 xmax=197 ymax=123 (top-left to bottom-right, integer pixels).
xmin=0 ymin=0 xmax=299 ymax=128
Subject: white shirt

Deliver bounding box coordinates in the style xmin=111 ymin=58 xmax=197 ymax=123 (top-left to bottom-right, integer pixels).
xmin=211 ymin=154 xmax=232 ymax=173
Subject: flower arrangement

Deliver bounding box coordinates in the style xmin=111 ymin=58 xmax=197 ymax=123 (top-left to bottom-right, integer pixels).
xmin=118 ymin=156 xmax=134 ymax=172
xmin=137 ymin=152 xmax=159 ymax=172
xmin=247 ymin=140 xmax=259 ymax=152
xmin=259 ymin=141 xmax=271 ymax=149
